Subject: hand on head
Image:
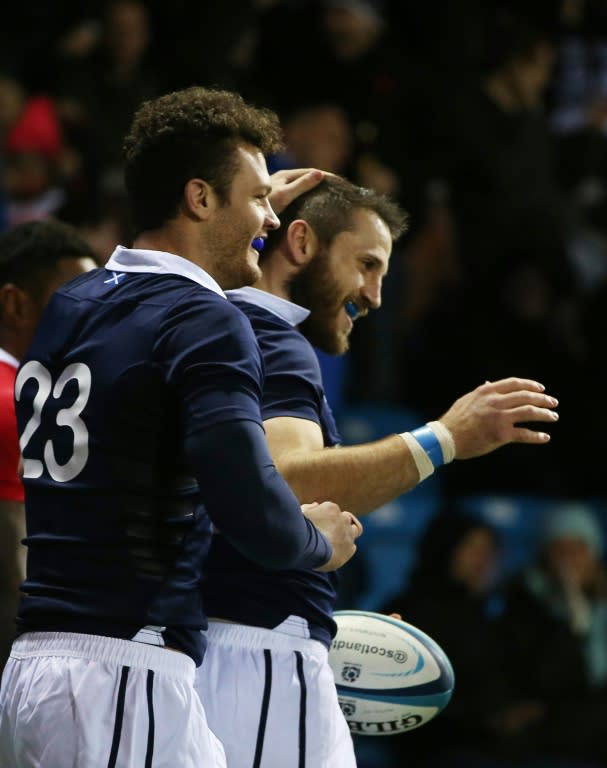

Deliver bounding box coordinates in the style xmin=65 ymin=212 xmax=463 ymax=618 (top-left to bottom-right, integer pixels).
xmin=269 ymin=168 xmax=329 ymax=214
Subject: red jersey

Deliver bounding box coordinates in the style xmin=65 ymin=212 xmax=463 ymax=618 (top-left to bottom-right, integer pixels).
xmin=0 ymin=350 xmax=23 ymax=502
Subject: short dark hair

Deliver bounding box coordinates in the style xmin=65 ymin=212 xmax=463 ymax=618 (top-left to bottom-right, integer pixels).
xmin=263 ymin=175 xmax=408 ymax=258
xmin=0 ymin=219 xmax=95 ymax=298
xmin=123 ymin=86 xmax=284 ymax=235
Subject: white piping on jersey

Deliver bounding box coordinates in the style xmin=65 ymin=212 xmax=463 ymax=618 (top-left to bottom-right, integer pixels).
xmin=226 ymin=286 xmax=310 ymax=327
xmin=105 ymin=246 xmax=226 ymax=298
xmin=0 ymin=347 xmax=19 ymax=368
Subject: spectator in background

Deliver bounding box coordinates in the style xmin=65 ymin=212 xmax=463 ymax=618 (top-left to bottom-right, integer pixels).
xmin=0 ymin=75 xmax=24 ymax=146
xmin=383 ymin=510 xmax=543 ymax=767
xmin=55 ymin=0 xmax=157 ymax=215
xmin=581 ymin=264 xmax=607 ymax=495
xmin=148 ymin=0 xmax=272 ymax=95
xmin=316 ymin=0 xmax=404 ymax=197
xmin=3 ymin=94 xmax=67 ymax=228
xmin=0 ymin=74 xmax=26 ymax=233
xmin=256 ymin=0 xmax=423 ymax=204
xmin=498 ymin=503 xmax=607 ymax=766
xmin=399 ymin=8 xmax=581 ymax=498
xmin=545 ymin=1 xmax=607 ymax=498
xmin=0 ymin=220 xmax=97 ymax=674
xmin=269 ymin=102 xmax=354 ymax=176
xmin=551 ymin=0 xmax=607 ymax=286
xmin=0 ymin=3 xmax=100 ymax=94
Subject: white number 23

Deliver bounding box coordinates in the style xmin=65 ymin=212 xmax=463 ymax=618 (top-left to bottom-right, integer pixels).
xmin=15 ymin=361 xmax=91 ymax=483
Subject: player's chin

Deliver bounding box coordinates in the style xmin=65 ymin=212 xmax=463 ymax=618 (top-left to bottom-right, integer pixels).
xmin=326 ymin=330 xmax=350 ymax=356
xmin=222 ymin=261 xmax=261 ymax=290
xmin=336 ymin=333 xmax=350 ymax=355
xmin=241 ymin=255 xmax=263 ymax=285
xmin=336 ymin=320 xmax=352 ymax=354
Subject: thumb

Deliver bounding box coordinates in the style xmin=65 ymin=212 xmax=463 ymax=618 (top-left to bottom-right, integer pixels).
xmin=347 ymin=512 xmax=363 ymax=538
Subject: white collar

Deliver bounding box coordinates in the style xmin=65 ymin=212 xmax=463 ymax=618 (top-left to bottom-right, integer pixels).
xmin=0 ymin=347 xmax=19 ymax=368
xmin=105 ymin=246 xmax=226 ymax=297
xmin=226 ymin=286 xmax=310 ymax=327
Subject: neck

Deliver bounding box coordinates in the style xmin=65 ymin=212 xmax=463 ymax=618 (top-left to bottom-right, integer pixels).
xmin=133 ymin=226 xmax=199 ymax=263
xmin=133 ymin=222 xmax=214 ymax=276
xmin=254 ymin=244 xmax=305 ymax=301
xmin=254 ymin=269 xmax=292 ymax=302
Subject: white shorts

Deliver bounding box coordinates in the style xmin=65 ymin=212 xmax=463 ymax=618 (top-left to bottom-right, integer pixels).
xmin=195 ymin=620 xmax=356 ymax=768
xmin=0 ymin=631 xmax=227 ymax=768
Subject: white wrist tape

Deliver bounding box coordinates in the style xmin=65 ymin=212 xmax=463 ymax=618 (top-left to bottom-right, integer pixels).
xmin=398 ymin=431 xmax=435 ymax=482
xmin=398 ymin=421 xmax=456 ymax=483
xmin=427 ymin=420 xmax=456 ymax=464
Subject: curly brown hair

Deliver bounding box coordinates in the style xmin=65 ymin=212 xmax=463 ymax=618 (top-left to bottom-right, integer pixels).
xmin=123 ymin=87 xmax=284 ymax=235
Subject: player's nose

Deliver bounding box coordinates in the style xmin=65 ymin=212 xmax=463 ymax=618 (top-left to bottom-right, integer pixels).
xmin=361 ymin=276 xmax=382 ymax=310
xmin=263 ymin=200 xmax=280 ymax=231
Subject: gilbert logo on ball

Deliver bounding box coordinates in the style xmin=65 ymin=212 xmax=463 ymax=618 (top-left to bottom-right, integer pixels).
xmin=329 ymin=611 xmax=455 ymax=736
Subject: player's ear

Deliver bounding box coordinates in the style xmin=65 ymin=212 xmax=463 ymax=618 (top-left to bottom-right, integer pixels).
xmin=0 ymin=283 xmax=36 ymax=330
xmin=182 ymin=178 xmax=217 ymax=221
xmin=286 ymin=220 xmax=319 ymax=267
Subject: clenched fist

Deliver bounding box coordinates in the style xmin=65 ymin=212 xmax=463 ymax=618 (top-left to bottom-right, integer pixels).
xmin=301 ymin=501 xmax=363 ymax=572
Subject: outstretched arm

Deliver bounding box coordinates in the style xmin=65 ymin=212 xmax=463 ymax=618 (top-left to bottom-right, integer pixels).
xmin=264 ymin=378 xmax=558 ymax=517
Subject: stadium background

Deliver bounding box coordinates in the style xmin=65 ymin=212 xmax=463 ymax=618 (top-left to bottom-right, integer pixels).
xmin=2 ymin=1 xmax=607 ymax=765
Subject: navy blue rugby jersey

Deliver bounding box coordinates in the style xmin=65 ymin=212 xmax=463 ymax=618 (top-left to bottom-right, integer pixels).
xmin=14 ymin=247 xmax=265 ymax=665
xmin=204 ymin=286 xmax=342 ymax=648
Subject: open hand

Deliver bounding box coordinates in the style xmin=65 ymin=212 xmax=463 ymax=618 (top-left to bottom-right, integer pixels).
xmin=439 ymin=378 xmax=559 ymax=459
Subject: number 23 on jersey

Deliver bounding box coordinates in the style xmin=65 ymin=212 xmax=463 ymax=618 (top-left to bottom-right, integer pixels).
xmin=15 ymin=361 xmax=92 ymax=483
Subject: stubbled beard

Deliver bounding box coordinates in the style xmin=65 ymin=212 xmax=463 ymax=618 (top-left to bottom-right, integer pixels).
xmin=289 ymin=247 xmax=348 ymax=355
xmin=208 ymin=236 xmax=260 ymax=290
xmin=216 ymin=258 xmax=260 ymax=290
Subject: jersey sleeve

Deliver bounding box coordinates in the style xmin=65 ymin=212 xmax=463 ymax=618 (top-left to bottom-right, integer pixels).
xmin=259 ymin=331 xmax=322 ymax=425
xmin=154 ymin=293 xmax=264 ymax=436
xmin=262 ymin=371 xmax=321 ymax=424
xmin=184 ymin=420 xmax=332 ymax=570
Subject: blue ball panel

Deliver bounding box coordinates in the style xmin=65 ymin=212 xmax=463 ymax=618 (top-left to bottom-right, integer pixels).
xmin=336 ymin=686 xmax=453 ymax=711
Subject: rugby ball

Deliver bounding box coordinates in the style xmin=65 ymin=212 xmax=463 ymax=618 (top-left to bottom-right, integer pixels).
xmin=329 ymin=610 xmax=454 ymax=736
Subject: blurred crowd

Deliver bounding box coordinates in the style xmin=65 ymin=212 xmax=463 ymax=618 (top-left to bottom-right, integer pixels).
xmin=2 ymin=1 xmax=607 ymax=764
xmin=379 ymin=502 xmax=607 ymax=767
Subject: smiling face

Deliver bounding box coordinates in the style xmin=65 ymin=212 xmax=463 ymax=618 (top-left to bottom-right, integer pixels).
xmin=291 ymin=207 xmax=392 ymax=354
xmin=206 ymin=144 xmax=279 ymax=290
